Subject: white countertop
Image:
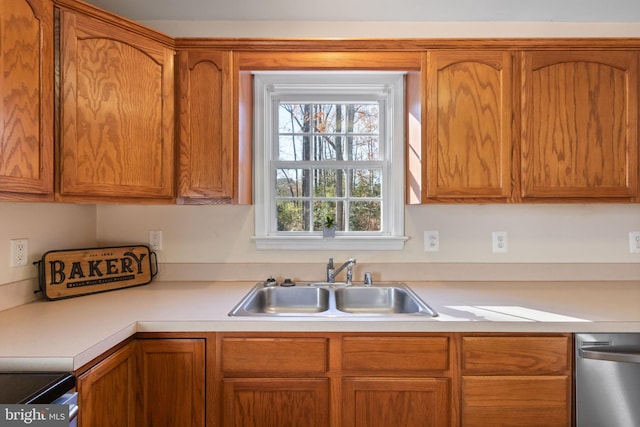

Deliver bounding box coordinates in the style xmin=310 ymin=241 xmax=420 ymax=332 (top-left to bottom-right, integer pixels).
xmin=1 ymin=280 xmax=639 ymax=372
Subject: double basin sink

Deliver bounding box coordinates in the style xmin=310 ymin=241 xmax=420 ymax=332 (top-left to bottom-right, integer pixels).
xmin=229 ymin=281 xmax=439 ymax=317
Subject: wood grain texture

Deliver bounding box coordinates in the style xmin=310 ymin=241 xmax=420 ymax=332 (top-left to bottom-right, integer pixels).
xmin=461 ymin=335 xmax=571 ymax=375
xmin=222 ymin=378 xmax=330 ymax=427
xmin=342 ymin=377 xmax=450 ymax=427
xmin=134 ymin=339 xmax=205 ymax=427
xmin=425 ymin=50 xmax=512 ymax=201
xmin=177 ymin=50 xmax=234 ymax=203
xmin=58 ymin=8 xmax=174 ymax=201
xmin=78 ymin=343 xmax=134 ymax=427
xmin=521 ymin=50 xmax=638 ymax=199
xmin=0 ymin=0 xmax=53 ymax=200
xmin=461 ymin=376 xmax=571 ymax=427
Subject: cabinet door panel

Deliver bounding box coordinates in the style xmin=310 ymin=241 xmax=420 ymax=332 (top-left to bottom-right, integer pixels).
xmin=58 ymin=10 xmax=174 ymax=201
xmin=78 ymin=344 xmax=134 ymax=427
xmin=0 ymin=0 xmax=53 ymax=200
xmin=425 ymin=50 xmax=512 ymax=201
xmin=223 ymin=378 xmax=329 ymax=427
xmin=177 ymin=50 xmax=234 ymax=202
xmin=521 ymin=50 xmax=638 ymax=199
xmin=462 ymin=376 xmax=570 ymax=427
xmin=134 ymin=339 xmax=205 ymax=427
xmin=342 ymin=378 xmax=449 ymax=427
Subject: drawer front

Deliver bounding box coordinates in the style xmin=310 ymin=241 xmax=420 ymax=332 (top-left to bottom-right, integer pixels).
xmin=342 ymin=336 xmax=449 ymax=373
xmin=461 ymin=336 xmax=570 ymax=375
xmin=222 ymin=337 xmax=328 ymax=375
xmin=462 ymin=376 xmax=571 ymax=427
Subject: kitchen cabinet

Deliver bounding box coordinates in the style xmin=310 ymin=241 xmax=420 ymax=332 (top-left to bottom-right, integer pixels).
xmin=520 ymin=50 xmax=639 ymax=201
xmin=133 ymin=339 xmax=205 ymax=427
xmin=219 ymin=334 xmax=330 ymax=427
xmin=77 ymin=342 xmax=135 ymax=427
xmin=460 ymin=334 xmax=572 ymax=427
xmin=56 ymin=0 xmax=175 ymax=202
xmin=0 ymin=0 xmax=54 ymax=201
xmin=176 ymin=50 xmax=236 ymax=204
xmin=424 ymin=50 xmax=513 ymax=202
xmin=76 ymin=337 xmax=206 ymax=427
xmin=341 ymin=335 xmax=452 ymax=427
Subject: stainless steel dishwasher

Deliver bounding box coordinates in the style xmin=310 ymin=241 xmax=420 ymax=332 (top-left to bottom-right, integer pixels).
xmin=576 ymin=333 xmax=640 ymax=427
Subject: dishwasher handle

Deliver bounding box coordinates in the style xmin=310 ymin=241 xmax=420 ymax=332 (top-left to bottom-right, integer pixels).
xmin=579 ymin=346 xmax=640 ymax=364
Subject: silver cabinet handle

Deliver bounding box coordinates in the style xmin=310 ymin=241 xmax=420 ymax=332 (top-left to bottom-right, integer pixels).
xmin=579 ymin=346 xmax=640 ymax=364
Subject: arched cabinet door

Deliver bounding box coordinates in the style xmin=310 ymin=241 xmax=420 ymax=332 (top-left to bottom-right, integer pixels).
xmin=0 ymin=0 xmax=54 ymax=201
xmin=57 ymin=2 xmax=175 ymax=202
xmin=520 ymin=50 xmax=639 ymax=201
xmin=425 ymin=50 xmax=513 ymax=202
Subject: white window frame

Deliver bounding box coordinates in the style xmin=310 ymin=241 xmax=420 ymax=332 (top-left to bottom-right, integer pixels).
xmin=252 ymin=71 xmax=407 ymax=250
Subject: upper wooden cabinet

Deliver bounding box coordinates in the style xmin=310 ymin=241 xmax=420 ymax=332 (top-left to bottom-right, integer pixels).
xmin=0 ymin=0 xmax=54 ymax=201
xmin=176 ymin=50 xmax=235 ymax=203
xmin=56 ymin=2 xmax=175 ymax=202
xmin=424 ymin=50 xmax=513 ymax=202
xmin=520 ymin=50 xmax=639 ymax=201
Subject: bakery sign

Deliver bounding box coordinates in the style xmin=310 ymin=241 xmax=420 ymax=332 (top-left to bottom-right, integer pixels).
xmin=36 ymin=245 xmax=157 ymax=300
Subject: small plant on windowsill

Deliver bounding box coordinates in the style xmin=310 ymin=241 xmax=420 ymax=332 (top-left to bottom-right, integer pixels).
xmin=322 ymin=216 xmax=336 ymax=238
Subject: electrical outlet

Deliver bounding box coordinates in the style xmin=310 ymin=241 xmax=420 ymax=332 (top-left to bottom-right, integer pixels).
xmin=10 ymin=239 xmax=29 ymax=267
xmin=424 ymin=230 xmax=440 ymax=252
xmin=149 ymin=230 xmax=163 ymax=251
xmin=629 ymin=232 xmax=640 ymax=253
xmin=492 ymin=231 xmax=508 ymax=253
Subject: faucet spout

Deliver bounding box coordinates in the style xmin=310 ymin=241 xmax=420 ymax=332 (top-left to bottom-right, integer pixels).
xmin=327 ymin=258 xmax=356 ymax=285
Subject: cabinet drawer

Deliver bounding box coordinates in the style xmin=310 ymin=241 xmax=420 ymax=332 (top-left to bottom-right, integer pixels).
xmin=342 ymin=336 xmax=449 ymax=373
xmin=222 ymin=337 xmax=328 ymax=375
xmin=461 ymin=336 xmax=570 ymax=375
xmin=462 ymin=376 xmax=570 ymax=427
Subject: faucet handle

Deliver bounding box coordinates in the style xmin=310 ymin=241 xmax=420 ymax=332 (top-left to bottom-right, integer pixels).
xmin=364 ymin=272 xmax=372 ymax=286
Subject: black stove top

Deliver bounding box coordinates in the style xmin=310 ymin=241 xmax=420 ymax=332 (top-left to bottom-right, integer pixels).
xmin=0 ymin=372 xmax=75 ymax=404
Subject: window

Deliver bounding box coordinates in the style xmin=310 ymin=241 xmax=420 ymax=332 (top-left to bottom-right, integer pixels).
xmin=253 ymin=72 xmax=407 ymax=250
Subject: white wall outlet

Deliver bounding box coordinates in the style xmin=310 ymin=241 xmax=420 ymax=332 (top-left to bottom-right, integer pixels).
xmin=10 ymin=238 xmax=29 ymax=267
xmin=424 ymin=230 xmax=440 ymax=252
xmin=149 ymin=230 xmax=163 ymax=251
xmin=629 ymin=232 xmax=640 ymax=253
xmin=492 ymin=231 xmax=508 ymax=253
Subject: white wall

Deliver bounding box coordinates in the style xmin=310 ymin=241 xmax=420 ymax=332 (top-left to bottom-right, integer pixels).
xmin=96 ymin=203 xmax=640 ymax=264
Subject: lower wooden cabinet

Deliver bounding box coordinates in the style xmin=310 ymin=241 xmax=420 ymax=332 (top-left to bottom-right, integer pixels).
xmin=460 ymin=334 xmax=572 ymax=427
xmin=77 ymin=337 xmax=205 ymax=427
xmin=77 ymin=343 xmax=135 ymax=427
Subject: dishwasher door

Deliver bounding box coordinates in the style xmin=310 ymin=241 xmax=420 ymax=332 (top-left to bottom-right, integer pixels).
xmin=576 ymin=333 xmax=640 ymax=427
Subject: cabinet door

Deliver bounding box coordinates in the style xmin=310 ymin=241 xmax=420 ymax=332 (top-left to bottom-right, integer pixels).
xmin=222 ymin=378 xmax=329 ymax=427
xmin=57 ymin=8 xmax=174 ymax=201
xmin=0 ymin=0 xmax=53 ymax=200
xmin=134 ymin=339 xmax=205 ymax=427
xmin=177 ymin=50 xmax=234 ymax=203
xmin=425 ymin=50 xmax=513 ymax=201
xmin=77 ymin=344 xmax=134 ymax=427
xmin=521 ymin=50 xmax=639 ymax=200
xmin=342 ymin=377 xmax=449 ymax=427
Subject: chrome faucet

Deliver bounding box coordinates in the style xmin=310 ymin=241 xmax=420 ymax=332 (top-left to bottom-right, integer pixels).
xmin=326 ymin=258 xmax=356 ymax=285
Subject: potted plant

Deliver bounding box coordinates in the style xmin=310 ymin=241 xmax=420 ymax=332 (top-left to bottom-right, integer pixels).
xmin=322 ymin=216 xmax=336 ymax=238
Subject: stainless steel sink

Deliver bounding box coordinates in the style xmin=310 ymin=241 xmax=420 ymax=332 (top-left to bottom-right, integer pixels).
xmin=229 ymin=282 xmax=438 ymax=317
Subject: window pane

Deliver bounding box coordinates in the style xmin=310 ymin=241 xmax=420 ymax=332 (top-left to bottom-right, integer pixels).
xmin=313 ymin=201 xmax=345 ymax=231
xmin=349 ymin=201 xmax=381 ymax=231
xmin=314 ymin=169 xmax=346 ymax=198
xmin=351 ymin=169 xmax=382 ymax=197
xmin=276 ymin=169 xmax=308 ymax=197
xmin=350 ymin=136 xmax=380 ymax=161
xmin=351 ymin=104 xmax=379 ymax=134
xmin=279 ymin=104 xmax=309 ymax=133
xmin=278 ymin=136 xmax=307 ymax=161
xmin=277 ymin=200 xmax=310 ymax=231
xmin=314 ymin=104 xmax=344 ymax=133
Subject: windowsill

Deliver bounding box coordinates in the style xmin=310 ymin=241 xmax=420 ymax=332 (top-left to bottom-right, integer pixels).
xmin=252 ymin=235 xmax=408 ymax=250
